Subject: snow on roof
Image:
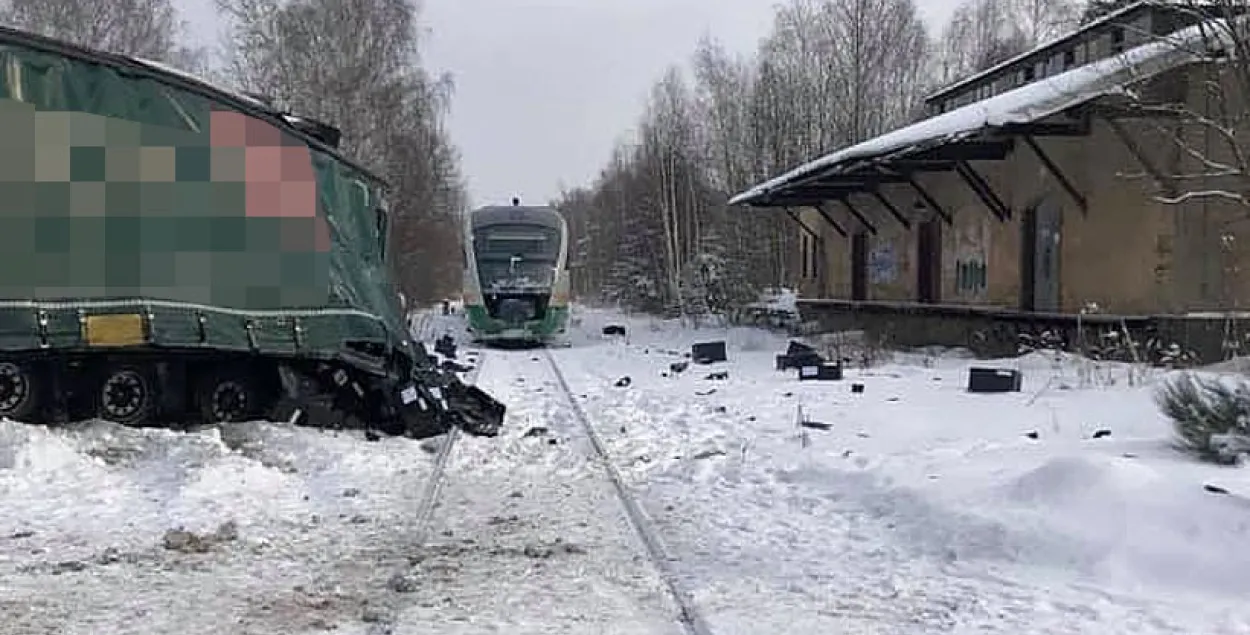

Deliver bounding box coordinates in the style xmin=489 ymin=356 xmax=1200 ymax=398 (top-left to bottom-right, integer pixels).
xmin=729 ymin=17 xmax=1225 ymax=207
xmin=924 ymin=0 xmax=1164 ymax=103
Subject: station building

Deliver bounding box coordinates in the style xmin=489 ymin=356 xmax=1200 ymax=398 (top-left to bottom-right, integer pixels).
xmin=731 ymin=1 xmax=1250 ymax=362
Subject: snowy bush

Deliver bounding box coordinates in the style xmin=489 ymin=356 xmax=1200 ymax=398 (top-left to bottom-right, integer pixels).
xmin=1155 ymin=372 xmax=1250 ymax=464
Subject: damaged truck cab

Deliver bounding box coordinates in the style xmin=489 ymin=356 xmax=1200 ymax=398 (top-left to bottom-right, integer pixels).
xmin=0 ymin=26 xmax=505 ymax=438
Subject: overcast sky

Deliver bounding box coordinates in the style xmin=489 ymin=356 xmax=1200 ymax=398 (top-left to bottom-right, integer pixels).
xmin=173 ymin=0 xmax=962 ymax=207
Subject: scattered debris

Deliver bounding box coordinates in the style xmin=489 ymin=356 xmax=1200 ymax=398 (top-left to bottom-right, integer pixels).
xmin=967 ymin=367 xmax=1023 ymax=393
xmin=162 ymin=521 xmax=238 ymax=554
xmin=670 ymin=361 xmax=689 ymax=374
xmin=692 ymin=449 xmax=726 ymax=460
xmin=439 ymin=359 xmax=473 ymax=373
xmin=1091 ymin=429 xmax=1112 ymax=439
xmin=1205 ymin=483 xmax=1230 ymax=495
xmin=361 ymin=605 xmax=393 ymax=624
xmin=341 ymin=487 xmax=361 ymax=498
xmin=692 ymin=341 xmax=727 ymax=364
xmin=776 ymin=340 xmax=824 ymax=370
xmin=387 ymin=572 xmax=420 ymax=593
xmin=52 ymin=560 xmax=88 ymax=574
xmin=799 ymin=362 xmax=843 ymax=381
xmin=695 ymin=389 xmax=717 ymax=396
xmin=795 ymin=404 xmax=831 ymax=430
xmin=433 ymin=333 xmax=457 ymax=358
xmin=523 ymin=426 xmax=549 ymax=438
xmin=614 ymin=376 xmax=632 ymax=388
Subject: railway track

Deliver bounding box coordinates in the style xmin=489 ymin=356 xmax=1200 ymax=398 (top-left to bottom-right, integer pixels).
xmin=412 ymin=351 xmax=484 ymax=545
xmin=542 ymin=347 xmax=715 ymax=635
xmin=398 ymin=332 xmax=714 ymax=634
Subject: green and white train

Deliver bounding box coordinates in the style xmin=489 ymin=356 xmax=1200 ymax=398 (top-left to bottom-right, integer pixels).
xmin=462 ymin=200 xmax=570 ymax=345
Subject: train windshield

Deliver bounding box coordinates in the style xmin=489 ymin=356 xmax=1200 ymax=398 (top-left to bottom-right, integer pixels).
xmin=473 ymin=223 xmax=561 ymax=290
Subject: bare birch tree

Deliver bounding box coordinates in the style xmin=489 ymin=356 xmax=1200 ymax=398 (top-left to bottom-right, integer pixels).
xmin=0 ymin=0 xmax=205 ymax=67
xmin=557 ymin=0 xmax=930 ymax=319
xmin=934 ymin=0 xmax=1079 ymax=86
xmin=217 ymin=0 xmax=467 ymax=302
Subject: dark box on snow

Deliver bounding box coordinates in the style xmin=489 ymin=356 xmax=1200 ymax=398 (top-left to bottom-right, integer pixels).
xmin=777 ymin=340 xmax=824 ymax=370
xmin=692 ymin=341 xmax=727 ymax=364
xmin=798 ymin=362 xmax=842 ymax=381
xmin=967 ymin=367 xmax=1022 ymax=393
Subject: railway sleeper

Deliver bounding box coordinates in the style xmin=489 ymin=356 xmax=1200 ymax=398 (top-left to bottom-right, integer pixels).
xmin=0 ymin=353 xmax=460 ymax=440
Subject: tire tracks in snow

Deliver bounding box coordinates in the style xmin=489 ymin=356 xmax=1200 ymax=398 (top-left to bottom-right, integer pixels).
xmin=543 ymin=348 xmax=715 ymax=635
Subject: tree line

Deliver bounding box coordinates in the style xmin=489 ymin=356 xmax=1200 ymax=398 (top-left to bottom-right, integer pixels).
xmin=555 ymin=0 xmax=1115 ymax=318
xmin=0 ymin=0 xmax=466 ymax=305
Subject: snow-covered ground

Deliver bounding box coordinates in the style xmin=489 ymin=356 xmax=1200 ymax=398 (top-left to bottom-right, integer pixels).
xmin=3 ymin=304 xmax=1250 ymax=634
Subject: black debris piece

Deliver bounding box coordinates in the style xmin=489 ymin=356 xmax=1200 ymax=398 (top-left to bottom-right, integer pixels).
xmin=967 ymin=367 xmax=1022 ymax=393
xmin=434 ymin=334 xmax=457 ymax=358
xmin=777 ymin=340 xmax=824 ymax=370
xmin=692 ymin=341 xmax=727 ymax=364
xmin=798 ymin=362 xmax=842 ymax=381
xmin=602 ymin=324 xmax=627 ymax=336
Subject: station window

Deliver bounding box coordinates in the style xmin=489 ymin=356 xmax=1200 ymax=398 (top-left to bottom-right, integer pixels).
xmin=1063 ymin=49 xmax=1076 ymax=69
xmin=1110 ymin=26 xmax=1125 ymax=53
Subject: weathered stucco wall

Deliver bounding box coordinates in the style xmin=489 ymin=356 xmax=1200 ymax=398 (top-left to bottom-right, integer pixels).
xmin=806 ymin=66 xmax=1229 ymax=315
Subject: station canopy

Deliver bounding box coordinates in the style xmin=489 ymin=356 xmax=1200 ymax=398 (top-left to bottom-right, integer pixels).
xmin=729 ymin=16 xmax=1232 ymax=210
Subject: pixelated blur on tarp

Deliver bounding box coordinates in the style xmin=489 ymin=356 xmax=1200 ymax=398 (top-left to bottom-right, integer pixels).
xmin=0 ymin=43 xmax=392 ymax=312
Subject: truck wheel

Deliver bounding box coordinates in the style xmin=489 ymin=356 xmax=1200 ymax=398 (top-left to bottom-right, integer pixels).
xmin=0 ymin=361 xmax=38 ymax=421
xmin=97 ymin=365 xmax=154 ymax=425
xmin=195 ymin=371 xmax=257 ymax=423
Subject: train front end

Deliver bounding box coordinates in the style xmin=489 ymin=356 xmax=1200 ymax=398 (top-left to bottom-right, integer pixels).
xmin=463 ymin=203 xmax=569 ymax=345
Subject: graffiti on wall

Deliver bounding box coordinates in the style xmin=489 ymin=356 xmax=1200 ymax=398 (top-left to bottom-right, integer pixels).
xmin=956 ymin=257 xmax=987 ymax=295
xmin=868 ymin=242 xmax=898 ymax=284
xmin=952 ymin=218 xmax=990 ymax=299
